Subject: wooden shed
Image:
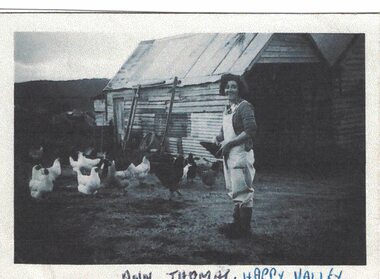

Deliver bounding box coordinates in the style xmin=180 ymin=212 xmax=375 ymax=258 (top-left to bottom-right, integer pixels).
xmin=95 ymin=33 xmax=364 ymax=166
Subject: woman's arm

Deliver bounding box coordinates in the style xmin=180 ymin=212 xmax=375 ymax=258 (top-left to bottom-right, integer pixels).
xmin=218 ymin=131 xmax=250 ymax=157
xmin=219 ymin=102 xmax=257 ymax=156
xmin=223 ymin=131 xmax=251 ymax=147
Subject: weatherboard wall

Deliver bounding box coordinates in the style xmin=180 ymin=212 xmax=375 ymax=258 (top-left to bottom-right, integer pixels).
xmin=331 ymin=35 xmax=365 ymax=155
xmin=96 ymin=83 xmax=226 ymax=159
xmin=257 ymin=34 xmax=321 ymax=64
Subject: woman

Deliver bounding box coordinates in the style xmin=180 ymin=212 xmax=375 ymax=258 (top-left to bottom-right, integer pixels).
xmin=215 ymin=73 xmax=257 ymax=238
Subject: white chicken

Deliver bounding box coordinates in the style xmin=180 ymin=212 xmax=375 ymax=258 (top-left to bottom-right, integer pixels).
xmin=182 ymin=163 xmax=191 ymax=181
xmin=78 ymin=152 xmax=101 ymax=168
xmin=126 ymin=156 xmax=151 ymax=183
xmin=29 ymin=165 xmax=54 ymax=199
xmin=47 ymin=158 xmax=61 ymax=182
xmin=69 ymin=155 xmax=79 ymax=169
xmin=114 ymin=162 xmax=135 ymax=180
xmin=77 ymin=166 xmax=101 ymax=195
xmin=70 ymin=151 xmax=101 ymax=171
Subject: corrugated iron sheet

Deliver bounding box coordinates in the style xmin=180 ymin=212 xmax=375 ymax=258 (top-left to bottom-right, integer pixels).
xmin=104 ymin=33 xmax=274 ymax=91
xmin=104 ymin=33 xmax=355 ymax=91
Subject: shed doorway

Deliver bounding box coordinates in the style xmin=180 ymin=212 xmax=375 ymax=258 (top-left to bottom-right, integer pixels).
xmin=243 ymin=63 xmax=333 ymax=168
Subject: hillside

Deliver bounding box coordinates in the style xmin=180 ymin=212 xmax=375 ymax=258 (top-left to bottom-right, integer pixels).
xmin=15 ymin=78 xmax=109 ymax=114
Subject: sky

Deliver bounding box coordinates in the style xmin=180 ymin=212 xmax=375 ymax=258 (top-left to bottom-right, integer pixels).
xmin=14 ymin=32 xmax=183 ymax=83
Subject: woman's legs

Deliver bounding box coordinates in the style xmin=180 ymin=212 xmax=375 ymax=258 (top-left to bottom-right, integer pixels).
xmin=220 ymin=151 xmax=255 ymax=238
xmin=239 ymin=206 xmax=252 ymax=234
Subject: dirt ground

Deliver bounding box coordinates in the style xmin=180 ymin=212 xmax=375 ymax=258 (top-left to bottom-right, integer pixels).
xmin=14 ymin=157 xmax=365 ymax=265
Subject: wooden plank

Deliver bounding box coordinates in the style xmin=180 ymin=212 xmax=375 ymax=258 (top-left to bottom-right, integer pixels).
xmin=272 ymin=34 xmax=309 ymax=43
xmin=190 ymin=116 xmax=223 ymax=120
xmin=179 ymin=92 xmax=222 ymax=99
xmin=172 ymin=99 xmax=228 ymax=108
xmin=148 ymin=96 xmax=180 ymax=102
xmin=172 ymin=106 xmax=225 ymax=113
xmin=94 ymin=99 xmax=106 ymax=112
xmin=260 ymin=51 xmax=318 ymax=58
xmin=257 ymin=57 xmax=320 ymax=63
xmin=125 ymin=101 xmax=167 ymax=105
xmin=95 ymin=112 xmax=107 ymax=126
xmin=160 ymin=77 xmax=179 ymax=152
xmin=124 ymin=86 xmax=141 ymax=150
xmin=269 ymin=41 xmax=309 ymax=47
xmin=265 ymin=46 xmax=317 ymax=52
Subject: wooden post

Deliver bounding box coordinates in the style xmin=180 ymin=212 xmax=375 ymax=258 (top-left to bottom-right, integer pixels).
xmin=123 ymin=85 xmax=141 ymax=151
xmin=160 ymin=77 xmax=179 ymax=153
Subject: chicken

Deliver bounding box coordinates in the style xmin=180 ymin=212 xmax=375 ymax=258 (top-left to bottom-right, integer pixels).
xmin=77 ymin=166 xmax=101 ymax=195
xmin=74 ymin=168 xmax=89 ymax=186
xmin=200 ymin=141 xmax=227 ymax=169
xmin=102 ymin=160 xmax=129 ymax=192
xmin=47 ymin=158 xmax=61 ymax=182
xmin=185 ymin=153 xmax=197 ymax=182
xmin=98 ymin=158 xmax=112 ymax=179
xmin=200 ymin=141 xmax=222 ymax=158
xmin=149 ymin=153 xmax=185 ymax=200
xmin=70 ymin=151 xmax=101 ymax=171
xmin=114 ymin=163 xmax=135 ymax=180
xmin=29 ymin=165 xmax=54 ymax=199
xmin=69 ymin=155 xmax=80 ymax=169
xmin=182 ymin=164 xmax=191 ymax=181
xmin=30 ymin=164 xmax=42 ymax=182
xmin=78 ymin=152 xmax=101 ymax=169
xmin=127 ymin=156 xmax=151 ymax=184
xmin=199 ymin=162 xmax=220 ymax=187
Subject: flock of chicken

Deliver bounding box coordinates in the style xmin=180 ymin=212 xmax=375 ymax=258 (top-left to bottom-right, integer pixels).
xmin=28 ymin=146 xmax=220 ymax=201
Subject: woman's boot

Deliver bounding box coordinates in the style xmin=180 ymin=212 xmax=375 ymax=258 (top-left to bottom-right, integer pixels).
xmin=218 ymin=204 xmax=240 ymax=236
xmin=239 ymin=207 xmax=252 ymax=237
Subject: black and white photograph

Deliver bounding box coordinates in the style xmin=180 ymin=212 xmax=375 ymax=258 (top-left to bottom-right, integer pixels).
xmin=1 ymin=11 xmax=379 ymax=279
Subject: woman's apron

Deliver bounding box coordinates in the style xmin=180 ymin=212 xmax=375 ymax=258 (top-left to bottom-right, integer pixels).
xmin=222 ymin=101 xmax=255 ymax=208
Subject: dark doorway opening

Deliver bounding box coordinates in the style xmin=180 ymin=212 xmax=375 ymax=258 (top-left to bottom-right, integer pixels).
xmin=243 ymin=63 xmax=333 ymax=168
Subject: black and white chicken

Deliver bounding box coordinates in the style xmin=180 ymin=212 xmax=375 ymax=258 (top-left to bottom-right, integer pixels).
xmin=149 ymin=153 xmax=185 ymax=201
xmin=102 ymin=160 xmax=129 ymax=193
xmin=29 ymin=164 xmax=53 ymax=199
xmin=185 ymin=153 xmax=197 ymax=183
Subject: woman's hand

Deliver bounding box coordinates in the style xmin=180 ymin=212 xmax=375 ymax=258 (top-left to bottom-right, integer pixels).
xmin=212 ymin=136 xmax=220 ymax=145
xmin=217 ymin=140 xmax=232 ymax=158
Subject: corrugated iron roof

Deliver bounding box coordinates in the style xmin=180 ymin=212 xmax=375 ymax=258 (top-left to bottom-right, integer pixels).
xmin=104 ymin=33 xmax=355 ymax=91
xmin=104 ymin=33 xmax=273 ymax=91
xmin=310 ymin=34 xmax=355 ymax=66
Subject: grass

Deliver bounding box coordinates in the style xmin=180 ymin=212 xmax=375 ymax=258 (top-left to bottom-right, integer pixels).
xmin=14 ymin=160 xmax=365 ymax=265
